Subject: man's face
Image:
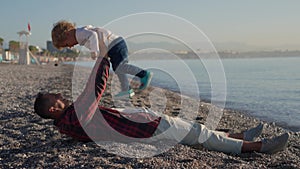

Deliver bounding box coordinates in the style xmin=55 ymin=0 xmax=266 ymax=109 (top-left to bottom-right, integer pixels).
xmin=43 ymin=93 xmax=70 ymax=110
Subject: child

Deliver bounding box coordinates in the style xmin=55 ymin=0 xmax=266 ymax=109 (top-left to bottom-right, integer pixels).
xmin=51 ymin=20 xmax=153 ymax=98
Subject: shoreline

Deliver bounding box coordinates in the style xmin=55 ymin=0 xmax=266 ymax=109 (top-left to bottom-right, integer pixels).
xmin=144 ymin=80 xmax=300 ymax=133
xmin=0 ymin=63 xmax=299 ymax=168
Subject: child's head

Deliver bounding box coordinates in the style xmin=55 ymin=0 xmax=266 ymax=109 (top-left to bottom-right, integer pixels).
xmin=51 ymin=20 xmax=76 ymax=50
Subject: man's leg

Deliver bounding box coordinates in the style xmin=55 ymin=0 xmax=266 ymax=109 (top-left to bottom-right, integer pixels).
xmin=195 ymin=124 xmax=289 ymax=154
xmin=153 ymin=115 xmax=243 ymax=154
xmin=152 ymin=114 xmax=194 ymax=144
xmin=241 ymin=141 xmax=262 ymax=153
xmin=228 ymin=123 xmax=265 ymax=141
xmin=153 ymin=115 xmax=289 ymax=154
xmin=196 ymin=125 xmax=244 ymax=154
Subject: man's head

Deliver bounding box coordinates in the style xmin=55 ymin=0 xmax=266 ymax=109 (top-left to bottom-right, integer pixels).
xmin=34 ymin=92 xmax=70 ymax=119
xmin=51 ymin=20 xmax=78 ymax=50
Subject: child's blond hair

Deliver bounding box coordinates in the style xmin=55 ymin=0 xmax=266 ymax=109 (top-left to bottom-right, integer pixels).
xmin=51 ymin=20 xmax=75 ymax=50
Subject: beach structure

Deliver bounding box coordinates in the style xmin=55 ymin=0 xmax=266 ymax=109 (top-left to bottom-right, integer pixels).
xmin=17 ymin=30 xmax=31 ymax=65
xmin=17 ymin=30 xmax=40 ymax=65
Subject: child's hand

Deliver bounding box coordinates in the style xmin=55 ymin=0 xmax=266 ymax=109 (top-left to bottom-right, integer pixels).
xmin=90 ymin=32 xmax=108 ymax=60
xmin=90 ymin=52 xmax=97 ymax=60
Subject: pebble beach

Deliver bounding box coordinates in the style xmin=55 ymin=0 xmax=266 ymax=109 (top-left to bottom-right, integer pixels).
xmin=0 ymin=63 xmax=299 ymax=168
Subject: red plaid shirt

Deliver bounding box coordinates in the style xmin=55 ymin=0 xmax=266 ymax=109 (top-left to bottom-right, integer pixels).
xmin=54 ymin=57 xmax=161 ymax=142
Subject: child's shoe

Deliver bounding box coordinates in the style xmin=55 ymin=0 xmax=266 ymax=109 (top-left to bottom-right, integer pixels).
xmin=139 ymin=71 xmax=153 ymax=90
xmin=115 ymin=89 xmax=135 ymax=98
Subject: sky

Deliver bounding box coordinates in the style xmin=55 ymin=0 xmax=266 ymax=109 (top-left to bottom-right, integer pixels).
xmin=0 ymin=0 xmax=300 ymax=51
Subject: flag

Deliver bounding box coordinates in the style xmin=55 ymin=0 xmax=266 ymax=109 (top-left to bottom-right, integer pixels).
xmin=28 ymin=22 xmax=31 ymax=32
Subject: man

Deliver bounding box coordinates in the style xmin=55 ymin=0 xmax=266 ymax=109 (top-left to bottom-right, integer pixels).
xmin=34 ymin=55 xmax=289 ymax=154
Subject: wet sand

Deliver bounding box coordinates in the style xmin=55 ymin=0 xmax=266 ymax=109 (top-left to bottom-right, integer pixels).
xmin=0 ymin=63 xmax=299 ymax=168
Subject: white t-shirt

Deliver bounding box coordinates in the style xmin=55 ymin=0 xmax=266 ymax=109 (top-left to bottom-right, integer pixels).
xmin=75 ymin=25 xmax=119 ymax=54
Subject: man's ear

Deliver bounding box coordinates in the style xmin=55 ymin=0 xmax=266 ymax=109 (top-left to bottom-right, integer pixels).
xmin=48 ymin=106 xmax=56 ymax=113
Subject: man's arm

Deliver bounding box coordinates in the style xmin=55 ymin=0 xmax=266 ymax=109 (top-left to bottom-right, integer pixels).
xmin=74 ymin=56 xmax=110 ymax=125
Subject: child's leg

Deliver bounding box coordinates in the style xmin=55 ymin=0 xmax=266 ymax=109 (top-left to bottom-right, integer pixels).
xmin=116 ymin=63 xmax=153 ymax=91
xmin=115 ymin=62 xmax=147 ymax=78
xmin=116 ymin=72 xmax=130 ymax=91
xmin=108 ymin=37 xmax=146 ymax=77
xmin=109 ymin=38 xmax=149 ymax=90
xmin=115 ymin=62 xmax=147 ymax=92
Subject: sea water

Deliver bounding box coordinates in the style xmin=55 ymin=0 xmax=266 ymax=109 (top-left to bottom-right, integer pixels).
xmin=68 ymin=57 xmax=300 ymax=132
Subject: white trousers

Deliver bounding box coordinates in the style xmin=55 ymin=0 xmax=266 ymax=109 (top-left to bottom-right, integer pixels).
xmin=112 ymin=107 xmax=243 ymax=154
xmin=153 ymin=114 xmax=243 ymax=154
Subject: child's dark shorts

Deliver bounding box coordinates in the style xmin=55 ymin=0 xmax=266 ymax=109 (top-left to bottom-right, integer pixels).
xmin=108 ymin=37 xmax=128 ymax=71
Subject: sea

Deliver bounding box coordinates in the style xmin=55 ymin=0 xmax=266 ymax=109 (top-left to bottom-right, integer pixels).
xmin=67 ymin=56 xmax=300 ymax=132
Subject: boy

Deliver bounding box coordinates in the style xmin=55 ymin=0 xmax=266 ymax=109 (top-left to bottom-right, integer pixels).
xmin=51 ymin=20 xmax=153 ymax=98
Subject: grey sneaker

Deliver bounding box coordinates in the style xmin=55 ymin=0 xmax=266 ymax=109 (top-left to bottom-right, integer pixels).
xmin=244 ymin=123 xmax=265 ymax=141
xmin=260 ymin=133 xmax=290 ymax=154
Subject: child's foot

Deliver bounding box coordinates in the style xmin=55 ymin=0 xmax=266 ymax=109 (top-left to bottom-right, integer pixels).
xmin=139 ymin=71 xmax=153 ymax=91
xmin=243 ymin=123 xmax=265 ymax=141
xmin=115 ymin=89 xmax=135 ymax=98
xmin=260 ymin=133 xmax=289 ymax=154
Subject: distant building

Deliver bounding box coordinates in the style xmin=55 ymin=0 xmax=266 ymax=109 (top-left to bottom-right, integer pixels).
xmin=1 ymin=50 xmax=18 ymax=61
xmin=47 ymin=41 xmax=60 ymax=53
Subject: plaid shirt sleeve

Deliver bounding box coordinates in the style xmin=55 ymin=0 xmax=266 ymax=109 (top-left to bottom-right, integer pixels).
xmin=73 ymin=56 xmax=110 ymax=126
xmin=54 ymin=56 xmax=110 ymax=141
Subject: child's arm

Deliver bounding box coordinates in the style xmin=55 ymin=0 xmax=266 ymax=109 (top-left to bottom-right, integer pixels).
xmin=91 ymin=52 xmax=97 ymax=60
